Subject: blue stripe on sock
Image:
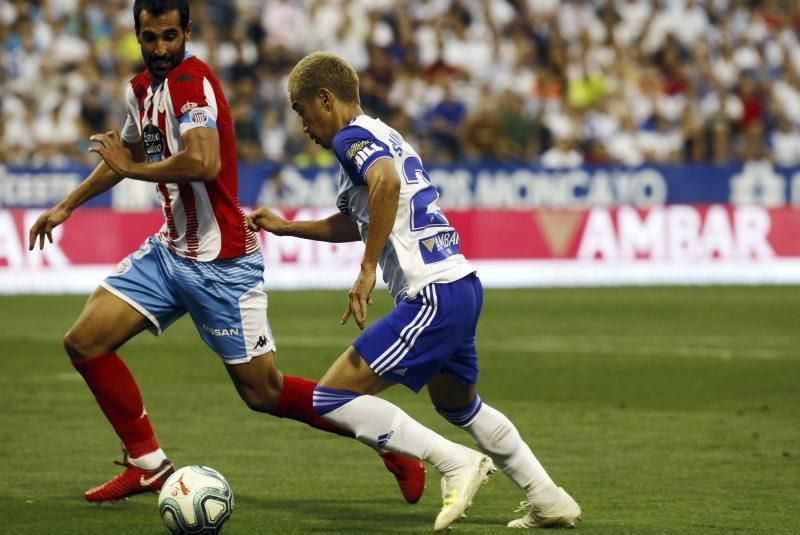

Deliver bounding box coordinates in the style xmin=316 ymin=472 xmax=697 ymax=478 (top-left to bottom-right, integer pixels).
xmin=435 ymin=394 xmax=483 ymax=427
xmin=312 ymin=386 xmax=359 ymax=416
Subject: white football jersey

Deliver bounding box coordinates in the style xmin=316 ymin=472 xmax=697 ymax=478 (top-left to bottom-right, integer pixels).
xmin=332 ymin=115 xmax=475 ymax=301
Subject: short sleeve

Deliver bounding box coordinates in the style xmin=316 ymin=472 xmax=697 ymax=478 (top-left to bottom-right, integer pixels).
xmin=332 ymin=125 xmax=392 ymax=185
xmin=168 ymin=72 xmax=218 ymax=135
xmin=120 ymin=83 xmax=141 ymax=143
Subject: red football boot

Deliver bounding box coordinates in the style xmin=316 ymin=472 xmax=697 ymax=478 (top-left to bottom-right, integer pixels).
xmin=85 ymin=458 xmax=174 ymax=502
xmin=381 ymin=452 xmax=426 ymax=504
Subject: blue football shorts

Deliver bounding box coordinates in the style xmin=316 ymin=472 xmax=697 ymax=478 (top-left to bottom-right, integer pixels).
xmin=354 ymin=272 xmax=482 ymax=392
xmin=100 ymin=238 xmax=275 ymax=363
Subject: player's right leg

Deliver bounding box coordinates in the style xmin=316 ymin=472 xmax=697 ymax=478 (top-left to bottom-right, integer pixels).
xmin=67 ymin=239 xmax=186 ymax=502
xmin=182 ymin=249 xmax=426 ymax=503
xmin=427 ymin=374 xmax=581 ymax=528
xmin=224 ymin=351 xmax=426 ymax=503
xmin=65 ymin=286 xmax=175 ymax=502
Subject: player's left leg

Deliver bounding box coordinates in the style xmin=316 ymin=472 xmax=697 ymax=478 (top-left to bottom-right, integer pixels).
xmin=428 ymin=374 xmax=580 ymax=528
xmin=224 ymin=350 xmax=351 ymax=437
xmin=427 ymin=273 xmax=580 ymax=528
xmin=224 ymin=350 xmax=425 ymax=503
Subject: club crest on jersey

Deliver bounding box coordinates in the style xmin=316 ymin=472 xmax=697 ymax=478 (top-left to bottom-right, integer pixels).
xmin=180 ymin=101 xmax=198 ymax=114
xmin=142 ymin=123 xmax=165 ymax=162
xmin=336 ymin=194 xmax=351 ymax=216
xmin=110 ymin=258 xmax=132 ymax=276
xmin=190 ymin=108 xmax=208 ymax=126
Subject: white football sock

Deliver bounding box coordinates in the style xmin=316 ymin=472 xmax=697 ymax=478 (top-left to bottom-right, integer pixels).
xmin=323 ymin=394 xmax=471 ymax=474
xmin=464 ymin=403 xmax=559 ymax=508
xmin=128 ymin=447 xmax=167 ymax=470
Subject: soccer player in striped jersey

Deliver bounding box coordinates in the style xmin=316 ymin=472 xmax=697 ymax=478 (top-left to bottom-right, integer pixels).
xmin=28 ymin=0 xmax=423 ymax=505
xmin=248 ymin=52 xmax=582 ymax=530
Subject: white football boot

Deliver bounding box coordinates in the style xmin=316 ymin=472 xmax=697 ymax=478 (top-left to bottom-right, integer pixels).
xmin=507 ymin=487 xmax=581 ymax=528
xmin=434 ymin=450 xmax=496 ymax=531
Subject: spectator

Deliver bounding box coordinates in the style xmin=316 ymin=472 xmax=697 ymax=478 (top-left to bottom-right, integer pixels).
xmin=2 ymin=0 xmax=800 ymax=167
xmin=769 ymin=116 xmax=800 ymax=166
xmin=422 ymin=78 xmax=467 ymax=162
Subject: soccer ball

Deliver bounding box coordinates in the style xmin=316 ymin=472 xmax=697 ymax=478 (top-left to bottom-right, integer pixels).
xmin=158 ymin=465 xmax=234 ymax=534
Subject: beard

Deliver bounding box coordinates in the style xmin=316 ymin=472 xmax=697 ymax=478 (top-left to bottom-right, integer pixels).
xmin=145 ymin=41 xmax=186 ymax=82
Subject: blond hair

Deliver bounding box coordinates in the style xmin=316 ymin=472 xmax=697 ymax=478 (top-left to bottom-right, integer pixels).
xmin=288 ymin=52 xmax=360 ymax=105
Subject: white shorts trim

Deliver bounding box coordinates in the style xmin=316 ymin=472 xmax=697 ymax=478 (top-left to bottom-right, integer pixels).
xmin=100 ymin=281 xmax=162 ymax=335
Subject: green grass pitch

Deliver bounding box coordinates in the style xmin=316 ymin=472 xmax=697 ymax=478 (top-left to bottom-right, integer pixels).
xmin=1 ymin=287 xmax=798 ymax=534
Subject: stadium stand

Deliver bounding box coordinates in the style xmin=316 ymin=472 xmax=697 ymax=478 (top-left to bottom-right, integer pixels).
xmin=2 ymin=0 xmax=800 ymax=168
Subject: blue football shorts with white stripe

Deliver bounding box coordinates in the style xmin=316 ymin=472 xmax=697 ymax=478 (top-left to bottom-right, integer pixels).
xmin=100 ymin=237 xmax=275 ymax=363
xmin=353 ymin=272 xmax=482 ymax=392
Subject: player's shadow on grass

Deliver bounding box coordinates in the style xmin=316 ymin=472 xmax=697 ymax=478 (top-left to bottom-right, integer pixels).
xmin=236 ymin=494 xmax=434 ymax=531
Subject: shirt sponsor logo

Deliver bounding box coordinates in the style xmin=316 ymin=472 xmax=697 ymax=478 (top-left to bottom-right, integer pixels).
xmin=142 ymin=124 xmax=164 ymax=162
xmin=203 ymin=324 xmax=240 ymax=337
xmin=419 ymin=230 xmax=461 ymax=264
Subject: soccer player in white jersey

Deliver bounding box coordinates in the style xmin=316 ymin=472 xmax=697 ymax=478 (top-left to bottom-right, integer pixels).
xmin=248 ymin=52 xmax=582 ymax=530
xmin=27 ymin=1 xmax=424 ymax=505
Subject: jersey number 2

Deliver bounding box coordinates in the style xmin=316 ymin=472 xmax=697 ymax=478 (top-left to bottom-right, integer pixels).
xmin=403 ymin=157 xmax=449 ymax=232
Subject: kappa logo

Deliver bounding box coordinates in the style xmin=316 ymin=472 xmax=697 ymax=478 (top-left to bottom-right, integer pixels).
xmin=253 ymin=335 xmax=269 ymax=350
xmin=180 ymin=101 xmax=198 ymax=114
xmin=377 ymin=431 xmax=394 ymax=448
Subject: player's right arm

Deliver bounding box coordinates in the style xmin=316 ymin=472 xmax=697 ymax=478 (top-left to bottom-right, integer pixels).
xmin=28 ymin=140 xmax=145 ymax=250
xmin=247 ymin=208 xmax=361 ymax=243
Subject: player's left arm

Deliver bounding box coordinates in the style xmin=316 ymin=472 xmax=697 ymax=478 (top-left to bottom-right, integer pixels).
xmin=89 ymin=127 xmax=220 ymax=183
xmin=342 ymin=157 xmax=400 ymax=330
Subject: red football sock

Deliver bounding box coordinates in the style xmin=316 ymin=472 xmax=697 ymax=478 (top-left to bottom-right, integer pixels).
xmin=72 ymin=352 xmax=159 ymax=458
xmin=273 ymin=376 xmax=354 ymax=438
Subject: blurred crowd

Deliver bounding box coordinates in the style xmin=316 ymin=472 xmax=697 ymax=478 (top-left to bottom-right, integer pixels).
xmin=3 ymin=0 xmax=800 ymax=169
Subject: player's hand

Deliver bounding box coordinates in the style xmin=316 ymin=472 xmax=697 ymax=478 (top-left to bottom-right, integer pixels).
xmin=28 ymin=205 xmax=71 ymax=250
xmin=89 ymin=131 xmax=135 ymax=177
xmin=246 ymin=207 xmax=288 ymax=235
xmin=342 ymin=266 xmax=376 ymax=330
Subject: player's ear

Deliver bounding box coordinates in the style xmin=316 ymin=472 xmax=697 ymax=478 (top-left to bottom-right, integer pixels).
xmin=185 ymin=20 xmax=192 ymax=41
xmin=319 ymin=89 xmax=332 ymax=111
